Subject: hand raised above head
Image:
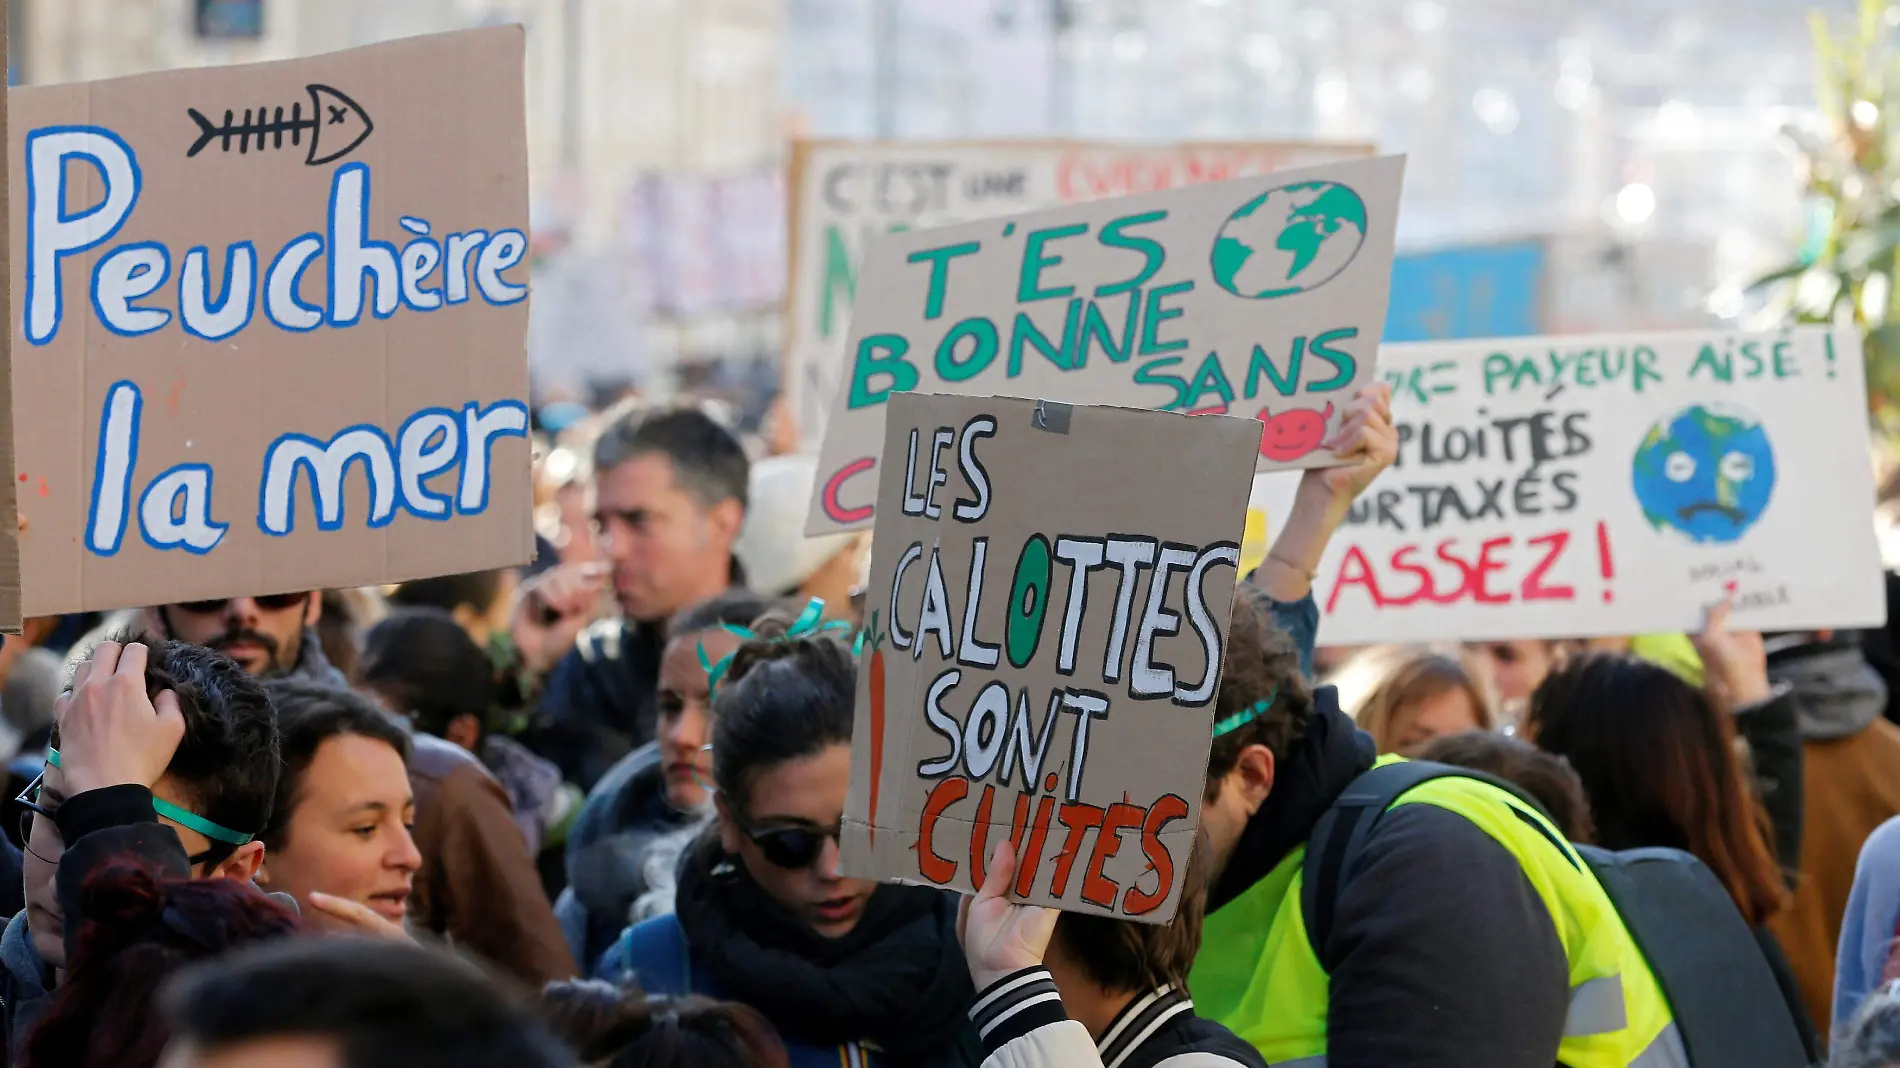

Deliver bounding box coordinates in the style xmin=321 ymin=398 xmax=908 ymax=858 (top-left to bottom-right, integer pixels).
xmin=56 ymin=640 xmax=185 ymax=796
xmin=1314 ymin=382 xmax=1397 ymax=503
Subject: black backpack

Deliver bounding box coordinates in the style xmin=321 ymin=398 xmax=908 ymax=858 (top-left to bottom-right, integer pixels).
xmin=1302 ymin=760 xmax=1812 ymax=1068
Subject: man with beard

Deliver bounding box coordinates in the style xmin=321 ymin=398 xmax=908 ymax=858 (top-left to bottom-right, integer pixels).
xmin=148 ymin=593 xmax=346 ymax=687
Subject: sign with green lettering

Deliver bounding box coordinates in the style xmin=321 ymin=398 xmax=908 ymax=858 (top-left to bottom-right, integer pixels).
xmin=804 ymin=155 xmax=1405 ymax=536
xmin=1313 ymin=327 xmax=1884 ymax=640
xmin=783 ymin=140 xmax=1376 ymax=451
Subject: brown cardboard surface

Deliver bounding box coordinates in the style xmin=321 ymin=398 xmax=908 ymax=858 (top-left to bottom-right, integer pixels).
xmin=840 ymin=392 xmax=1257 ymax=923
xmin=804 ymin=153 xmax=1405 ymax=536
xmin=0 ymin=3 xmax=19 ymax=632
xmin=782 ymin=139 xmax=1378 ymax=448
xmin=10 ymin=27 xmax=531 ymax=615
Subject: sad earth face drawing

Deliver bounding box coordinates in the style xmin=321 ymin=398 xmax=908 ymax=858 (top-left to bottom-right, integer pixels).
xmin=1630 ymin=404 xmax=1777 ymax=544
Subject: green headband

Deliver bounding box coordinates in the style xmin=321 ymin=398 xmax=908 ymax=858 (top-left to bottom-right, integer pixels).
xmin=45 ymin=748 xmax=256 ymax=846
xmin=697 ymin=597 xmax=864 ymax=694
xmin=1213 ymin=690 xmax=1278 ymax=739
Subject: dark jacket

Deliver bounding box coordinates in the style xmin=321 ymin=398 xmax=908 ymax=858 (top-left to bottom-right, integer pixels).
xmin=555 ymin=742 xmax=703 ymax=972
xmin=1 ymin=784 xmax=194 ymax=1064
xmin=1734 ymin=686 xmax=1806 ymax=876
xmin=532 ymin=618 xmax=664 ymax=791
xmin=972 ymin=971 xmax=1265 ymax=1068
xmin=409 ymin=733 xmax=577 ymax=986
xmin=604 ymin=834 xmax=979 ymax=1068
xmin=1205 ymin=691 xmax=1575 ymax=1067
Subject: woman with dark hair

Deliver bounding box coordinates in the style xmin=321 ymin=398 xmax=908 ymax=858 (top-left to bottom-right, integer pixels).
xmin=559 ymin=590 xmax=777 ymax=974
xmin=1525 ymin=647 xmax=1817 ymax=1056
xmin=22 ymin=862 xmax=298 ymax=1068
xmin=542 ymin=979 xmax=789 ymax=1068
xmin=600 ymin=601 xmax=979 ymax=1067
xmin=1526 ymin=652 xmax=1788 ymax=925
xmin=256 ymin=680 xmax=422 ymax=938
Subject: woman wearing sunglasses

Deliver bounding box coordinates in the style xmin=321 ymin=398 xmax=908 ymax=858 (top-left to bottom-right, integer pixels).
xmin=598 ymin=606 xmax=980 ymax=1068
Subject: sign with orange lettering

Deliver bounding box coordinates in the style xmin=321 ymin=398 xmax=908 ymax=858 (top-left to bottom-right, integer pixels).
xmin=840 ymin=392 xmax=1256 ymax=923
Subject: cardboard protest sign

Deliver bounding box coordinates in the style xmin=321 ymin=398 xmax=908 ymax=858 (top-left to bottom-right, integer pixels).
xmin=785 ymin=140 xmax=1377 ymax=450
xmin=1314 ymin=327 xmax=1883 ymax=642
xmin=0 ymin=3 xmax=19 ymax=632
xmin=805 ymin=154 xmax=1406 ymax=537
xmin=10 ymin=28 xmax=532 ymax=615
xmin=841 ymin=393 xmax=1258 ymax=923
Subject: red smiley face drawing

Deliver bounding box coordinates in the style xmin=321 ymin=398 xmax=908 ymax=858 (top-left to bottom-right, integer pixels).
xmin=1256 ymin=402 xmax=1333 ymax=462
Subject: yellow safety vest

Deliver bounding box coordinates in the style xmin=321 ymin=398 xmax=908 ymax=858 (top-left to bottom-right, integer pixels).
xmin=1188 ymin=759 xmax=1686 ymax=1068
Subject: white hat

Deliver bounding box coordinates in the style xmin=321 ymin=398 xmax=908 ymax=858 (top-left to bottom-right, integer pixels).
xmin=735 ymin=455 xmax=861 ymax=596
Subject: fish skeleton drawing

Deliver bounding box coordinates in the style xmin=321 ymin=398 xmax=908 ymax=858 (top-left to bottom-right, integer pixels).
xmin=186 ymin=84 xmax=374 ymax=166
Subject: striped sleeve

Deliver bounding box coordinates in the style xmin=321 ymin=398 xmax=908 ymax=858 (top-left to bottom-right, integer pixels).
xmin=970 ymin=967 xmax=1071 ymax=1058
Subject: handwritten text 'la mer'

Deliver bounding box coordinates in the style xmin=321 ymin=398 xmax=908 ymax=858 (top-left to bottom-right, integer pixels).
xmin=85 ymin=380 xmax=527 ymax=558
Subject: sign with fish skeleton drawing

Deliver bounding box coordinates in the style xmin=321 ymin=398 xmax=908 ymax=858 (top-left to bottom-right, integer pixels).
xmin=841 ymin=393 xmax=1257 ymax=923
xmin=10 ymin=28 xmax=532 ymax=614
xmin=805 ymin=154 xmax=1405 ymax=536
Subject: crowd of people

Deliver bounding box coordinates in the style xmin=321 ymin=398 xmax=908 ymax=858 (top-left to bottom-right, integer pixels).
xmin=0 ymin=386 xmax=1897 ymax=1067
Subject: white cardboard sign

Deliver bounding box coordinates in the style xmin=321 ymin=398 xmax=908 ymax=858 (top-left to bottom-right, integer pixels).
xmin=1312 ymin=327 xmax=1884 ymax=642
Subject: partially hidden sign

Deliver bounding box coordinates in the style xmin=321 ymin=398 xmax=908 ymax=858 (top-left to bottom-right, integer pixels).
xmin=841 ymin=393 xmax=1258 ymax=923
xmin=11 ymin=28 xmax=532 ymax=615
xmin=785 ymin=139 xmax=1376 ymax=448
xmin=1314 ymin=327 xmax=1884 ymax=642
xmin=0 ymin=1 xmax=19 ymax=631
xmin=806 ymin=154 xmax=1405 ymax=536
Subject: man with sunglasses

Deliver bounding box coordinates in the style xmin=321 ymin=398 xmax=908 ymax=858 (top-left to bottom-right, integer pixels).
xmin=2 ymin=637 xmax=279 ymax=1063
xmin=148 ymin=592 xmax=344 ymax=685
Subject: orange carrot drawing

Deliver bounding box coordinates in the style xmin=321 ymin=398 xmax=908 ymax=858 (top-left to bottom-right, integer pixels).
xmin=866 ymin=611 xmax=887 ymax=845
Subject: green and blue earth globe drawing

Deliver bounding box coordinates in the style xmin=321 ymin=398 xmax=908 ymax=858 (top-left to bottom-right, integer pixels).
xmin=1210 ymin=180 xmax=1369 ymax=299
xmin=1631 ymin=404 xmax=1776 ymax=545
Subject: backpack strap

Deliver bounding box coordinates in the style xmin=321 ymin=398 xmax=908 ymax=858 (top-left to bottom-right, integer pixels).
xmin=1301 ymin=760 xmax=1551 ymax=966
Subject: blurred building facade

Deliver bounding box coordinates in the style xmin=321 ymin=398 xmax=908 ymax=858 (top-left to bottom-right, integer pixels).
xmin=4 ymin=0 xmax=1864 ymax=412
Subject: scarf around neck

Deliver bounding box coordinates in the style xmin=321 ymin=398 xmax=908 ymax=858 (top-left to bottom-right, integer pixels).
xmin=672 ymin=832 xmax=975 ymax=1060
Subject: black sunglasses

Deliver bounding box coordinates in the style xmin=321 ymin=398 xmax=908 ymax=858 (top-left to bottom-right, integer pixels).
xmin=744 ymin=823 xmax=841 ymax=870
xmin=15 ymin=772 xmax=232 ymax=869
xmin=174 ymin=592 xmax=307 ymax=614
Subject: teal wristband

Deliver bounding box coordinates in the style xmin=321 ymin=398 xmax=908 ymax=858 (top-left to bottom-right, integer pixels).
xmin=44 ymin=748 xmax=256 ymax=846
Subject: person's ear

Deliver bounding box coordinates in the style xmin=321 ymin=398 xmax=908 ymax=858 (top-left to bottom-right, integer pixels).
xmin=715 ymin=791 xmax=743 ymax=854
xmin=708 ymin=498 xmax=745 ymax=549
xmin=445 ymin=713 xmax=482 ymax=752
xmin=211 ymin=841 xmax=266 ymax=883
xmin=304 ymin=592 xmax=324 ymax=628
xmin=1233 ymin=743 xmax=1276 ymax=818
